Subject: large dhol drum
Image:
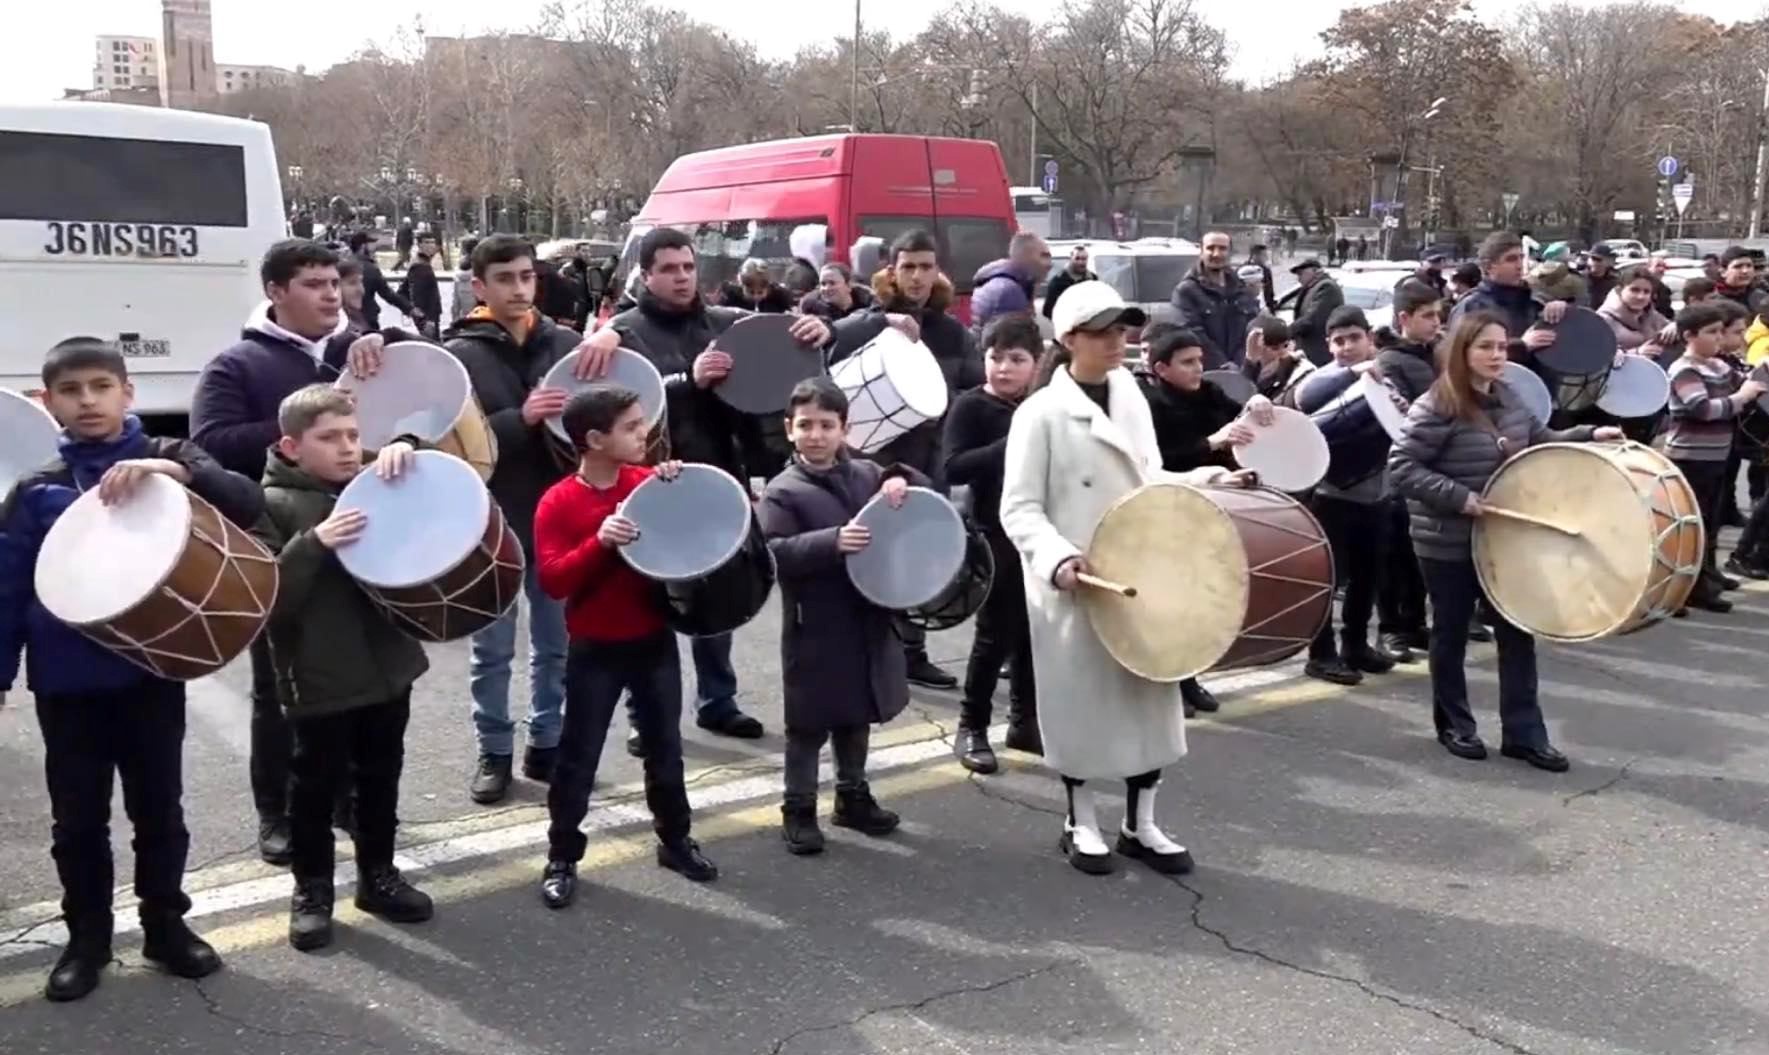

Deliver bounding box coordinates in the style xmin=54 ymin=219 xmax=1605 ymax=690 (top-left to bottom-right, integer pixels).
xmin=714 ymin=314 xmax=828 ymax=415
xmin=1231 ymin=406 xmax=1330 ymax=493
xmin=1474 ymin=441 xmax=1703 ymax=642
xmin=334 ymin=450 xmax=525 ymax=642
xmin=830 ymin=328 xmax=950 ymax=453
xmin=846 ymin=486 xmax=968 ymax=611
xmin=1 ymin=388 xmax=60 ymax=498
xmin=617 ymin=463 xmax=775 ymax=637
xmin=35 ymin=474 xmax=279 ymax=680
xmin=1534 ymin=307 xmax=1617 ymax=413
xmin=542 ymin=347 xmax=669 ymax=465
xmin=335 ymin=342 xmax=497 ymax=481
xmin=1082 ymin=482 xmax=1334 ymax=682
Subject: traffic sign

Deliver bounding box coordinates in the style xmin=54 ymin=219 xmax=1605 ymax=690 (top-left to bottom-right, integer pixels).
xmin=1041 ymin=173 xmax=1058 ymax=194
xmin=1502 ymin=192 xmax=1519 ymax=218
xmin=1673 ymin=182 xmax=1695 ymax=215
xmin=1044 ymin=159 xmax=1059 ymax=178
xmin=1658 ymin=156 xmax=1680 ymax=179
xmin=1382 ymin=215 xmax=1399 ymax=229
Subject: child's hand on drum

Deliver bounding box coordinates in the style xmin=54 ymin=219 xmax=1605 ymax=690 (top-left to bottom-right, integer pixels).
xmin=655 ymin=460 xmax=684 ymax=481
xmin=879 ymin=476 xmax=908 ymax=508
xmin=374 ymin=441 xmax=415 ymax=480
xmin=598 ymin=514 xmax=640 ymax=547
xmin=1243 ymin=395 xmax=1275 ymax=427
xmin=837 ymin=521 xmax=872 ymax=553
xmin=315 ymin=508 xmax=368 ymax=550
xmin=98 ymin=459 xmax=189 ymax=506
xmin=1208 ymin=421 xmax=1256 ymax=450
xmin=1053 ymin=556 xmax=1091 ymax=592
xmin=522 ymin=387 xmax=570 ymax=426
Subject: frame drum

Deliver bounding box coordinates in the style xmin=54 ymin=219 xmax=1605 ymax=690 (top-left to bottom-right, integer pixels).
xmin=714 ymin=314 xmax=828 ymax=415
xmin=1 ymin=388 xmax=60 ymax=498
xmin=1231 ymin=406 xmax=1330 ymax=493
xmin=35 ymin=473 xmax=279 ymax=680
xmin=845 ymin=486 xmax=966 ymax=610
xmin=620 ymin=463 xmax=775 ymax=637
xmin=1595 ymin=355 xmax=1670 ymax=419
xmin=335 ymin=341 xmax=497 ymax=481
xmin=1474 ymin=441 xmax=1703 ymax=641
xmin=1501 ymin=361 xmax=1554 ymax=427
xmin=830 ymin=329 xmax=950 ymax=454
xmin=542 ymin=347 xmax=669 ymax=463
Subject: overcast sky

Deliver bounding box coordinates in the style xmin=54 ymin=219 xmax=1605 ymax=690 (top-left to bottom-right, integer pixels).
xmin=0 ymin=0 xmax=1732 ymax=105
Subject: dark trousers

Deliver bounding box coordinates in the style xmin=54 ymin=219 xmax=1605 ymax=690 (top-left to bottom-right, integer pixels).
xmin=288 ymin=692 xmax=411 ymax=880
xmin=1419 ymin=557 xmax=1546 ymax=749
xmin=784 ymin=724 xmax=870 ymax=799
xmin=549 ymin=634 xmax=690 ymax=863
xmin=36 ymin=681 xmax=191 ymax=925
xmin=1377 ymin=498 xmax=1427 ymax=636
xmin=1309 ymin=495 xmax=1388 ymax=660
xmin=960 ymin=530 xmax=1035 ymax=730
xmin=249 ymin=635 xmax=291 ymax=821
xmin=1675 ymin=458 xmax=1727 ymax=595
xmin=1738 ymin=490 xmax=1769 ymax=564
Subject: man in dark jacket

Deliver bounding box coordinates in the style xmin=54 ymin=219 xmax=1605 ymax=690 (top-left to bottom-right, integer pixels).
xmin=576 ymin=228 xmax=834 ymax=746
xmin=830 ymin=228 xmax=983 ymax=689
xmin=1171 ymin=231 xmax=1262 ymax=367
xmin=348 ymin=231 xmax=418 ymax=333
xmin=1449 ymin=232 xmax=1563 ymax=361
xmin=397 ymin=232 xmax=444 ymax=338
xmin=1583 ymin=244 xmax=1619 ymax=309
xmin=1396 ymin=253 xmax=1449 ymax=301
xmin=970 ymin=231 xmax=1048 ymax=335
xmin=1375 ymin=280 xmax=1443 ymax=662
xmin=1287 ymin=259 xmax=1344 ymax=366
xmin=1043 ymin=244 xmax=1097 ymax=320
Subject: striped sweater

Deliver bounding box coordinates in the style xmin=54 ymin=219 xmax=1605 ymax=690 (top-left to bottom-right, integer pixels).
xmin=1657 ymin=353 xmax=1740 ymax=462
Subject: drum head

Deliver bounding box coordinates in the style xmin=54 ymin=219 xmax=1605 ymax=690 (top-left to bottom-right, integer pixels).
xmin=1203 ymin=369 xmax=1256 ymax=406
xmin=1232 ymin=406 xmax=1329 ymax=492
xmin=542 ymin=347 xmax=665 ymax=444
xmin=1501 ymin=361 xmax=1553 ymax=427
xmin=0 ymin=388 xmax=60 ymax=498
xmin=1536 ymin=306 xmax=1618 ymax=376
xmin=1596 ymin=355 xmax=1670 ymax=419
xmin=36 ymin=472 xmax=190 ymax=626
xmin=619 ymin=464 xmax=752 ymax=582
xmin=846 ymin=486 xmax=965 ymax=610
xmin=1083 ymin=482 xmax=1247 ymax=682
xmin=334 ymin=342 xmax=469 ymax=447
xmin=335 ymin=450 xmax=490 ymax=589
xmin=1361 ymin=374 xmax=1407 ymax=441
xmin=663 ymin=518 xmax=776 ymax=637
xmin=714 ymin=314 xmax=828 ymax=415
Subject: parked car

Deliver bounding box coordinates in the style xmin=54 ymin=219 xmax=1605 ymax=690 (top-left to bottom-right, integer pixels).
xmin=1274 ymin=268 xmax=1396 ymax=332
xmin=1040 ymin=238 xmax=1200 ymax=342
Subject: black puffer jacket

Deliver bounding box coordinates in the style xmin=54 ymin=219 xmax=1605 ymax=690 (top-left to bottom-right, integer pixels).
xmin=1376 ymin=340 xmax=1438 ymax=404
xmin=1387 ymin=382 xmax=1594 ymax=561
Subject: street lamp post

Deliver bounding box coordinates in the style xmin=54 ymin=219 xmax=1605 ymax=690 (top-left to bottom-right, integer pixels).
xmin=850 ymin=0 xmax=861 ymax=134
xmin=1386 ymin=97 xmax=1446 ymax=259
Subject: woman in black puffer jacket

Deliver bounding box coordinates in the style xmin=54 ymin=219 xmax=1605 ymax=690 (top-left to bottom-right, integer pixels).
xmin=1387 ymin=311 xmax=1621 ymax=772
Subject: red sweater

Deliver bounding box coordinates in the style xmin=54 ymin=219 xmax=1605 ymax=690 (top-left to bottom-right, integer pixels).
xmin=533 ymin=465 xmax=665 ymax=642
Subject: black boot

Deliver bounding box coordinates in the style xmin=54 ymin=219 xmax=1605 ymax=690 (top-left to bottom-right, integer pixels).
xmin=141 ymin=914 xmax=222 ymax=980
xmin=355 ymin=866 xmax=433 ymax=923
xmin=832 ymin=784 xmax=899 ymax=836
xmin=905 ymin=652 xmax=958 ymax=689
xmin=257 ymin=815 xmax=292 ymax=866
xmin=44 ymin=916 xmax=111 ymax=1003
xmin=657 ymin=837 xmax=719 ymax=881
xmin=1343 ymin=634 xmax=1396 ymax=674
xmin=1003 ymin=717 xmax=1043 ymax=755
xmin=288 ymin=877 xmax=335 ymax=952
xmin=521 ymin=745 xmax=557 ymax=784
xmin=540 ymin=860 xmax=577 ymax=909
xmin=1180 ymin=679 xmax=1219 ymax=715
xmin=1378 ymin=632 xmax=1418 ymax=663
xmin=781 ymin=795 xmax=825 ymax=855
xmin=469 ymin=753 xmax=513 ymax=805
xmin=953 ymin=726 xmax=998 ymax=774
xmin=1304 ymin=656 xmax=1363 ymax=686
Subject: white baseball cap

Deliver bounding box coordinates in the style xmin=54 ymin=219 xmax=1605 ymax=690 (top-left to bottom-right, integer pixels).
xmin=1049 ymin=280 xmax=1148 ymax=338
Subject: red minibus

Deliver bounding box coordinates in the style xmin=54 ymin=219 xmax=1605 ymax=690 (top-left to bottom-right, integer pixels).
xmin=615 ymin=134 xmax=1016 ymax=323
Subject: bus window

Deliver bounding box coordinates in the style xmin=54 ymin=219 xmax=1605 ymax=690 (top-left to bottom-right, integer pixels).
xmin=0 ymin=130 xmax=247 ymax=227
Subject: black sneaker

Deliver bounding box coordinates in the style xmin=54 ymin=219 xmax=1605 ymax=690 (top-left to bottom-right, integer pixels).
xmin=521 ymin=745 xmax=557 ymax=784
xmin=140 ymin=916 xmax=222 ymax=980
xmin=1344 ymin=645 xmax=1397 ymax=675
xmin=696 ymin=708 xmax=765 ymax=739
xmin=1725 ymin=555 xmax=1769 ymax=580
xmin=905 ymin=654 xmax=958 ymax=689
xmin=257 ymin=816 xmax=292 ymax=867
xmin=832 ymin=784 xmax=900 ymax=835
xmin=288 ymin=878 xmax=335 ymax=952
xmin=781 ymin=798 xmax=825 ymax=856
xmin=44 ymin=927 xmax=110 ymax=1003
xmin=1304 ymin=658 xmax=1363 ymax=686
xmin=953 ymin=727 xmax=998 ymax=774
xmin=1378 ymin=633 xmax=1418 ymax=663
xmin=1691 ymin=592 xmax=1734 ymax=614
xmin=657 ymin=837 xmax=719 ymax=882
xmin=469 ymin=753 xmax=513 ymax=805
xmin=1180 ymin=680 xmax=1220 ymax=714
xmin=540 ymin=860 xmax=577 ymax=909
xmin=355 ymin=866 xmax=433 ymax=923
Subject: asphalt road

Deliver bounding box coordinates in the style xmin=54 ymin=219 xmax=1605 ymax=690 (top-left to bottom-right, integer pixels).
xmin=1 ymin=529 xmax=1767 ymax=1054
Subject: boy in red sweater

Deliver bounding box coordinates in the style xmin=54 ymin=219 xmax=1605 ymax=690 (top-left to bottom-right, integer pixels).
xmin=532 ymin=384 xmax=718 ymax=909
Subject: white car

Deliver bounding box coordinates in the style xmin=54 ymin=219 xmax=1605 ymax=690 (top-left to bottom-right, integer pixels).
xmin=1594 ymin=239 xmax=1649 ymax=262
xmin=1275 ymin=268 xmax=1397 ymax=332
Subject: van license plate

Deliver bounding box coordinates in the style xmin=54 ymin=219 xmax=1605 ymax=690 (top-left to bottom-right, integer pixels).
xmin=120 ymin=339 xmax=170 ymax=358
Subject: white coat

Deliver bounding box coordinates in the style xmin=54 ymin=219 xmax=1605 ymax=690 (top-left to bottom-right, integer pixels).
xmin=1001 ymin=364 xmax=1203 ymax=780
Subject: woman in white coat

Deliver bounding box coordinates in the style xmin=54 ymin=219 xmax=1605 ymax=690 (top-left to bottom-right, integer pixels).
xmin=1001 ymin=281 xmax=1250 ymax=876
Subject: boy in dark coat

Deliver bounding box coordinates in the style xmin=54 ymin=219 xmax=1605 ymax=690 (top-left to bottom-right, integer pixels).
xmin=1 ymin=339 xmax=262 ymax=1002
xmin=1375 ymin=281 xmax=1444 ymax=661
xmin=251 ymin=385 xmax=434 ymax=952
xmin=758 ymin=379 xmax=929 ymax=855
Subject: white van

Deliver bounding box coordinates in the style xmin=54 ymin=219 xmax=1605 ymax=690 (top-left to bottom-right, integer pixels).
xmin=0 ymin=104 xmax=285 ymax=418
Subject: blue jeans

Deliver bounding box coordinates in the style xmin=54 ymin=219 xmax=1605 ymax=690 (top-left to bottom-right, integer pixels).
xmin=470 ymin=563 xmax=568 ymax=755
xmin=627 ymin=632 xmax=737 ymax=727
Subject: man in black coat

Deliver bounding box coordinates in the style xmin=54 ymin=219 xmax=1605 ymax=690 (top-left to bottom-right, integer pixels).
xmin=1287 ymin=259 xmax=1344 ymax=366
xmin=1043 ymin=244 xmax=1097 ymax=320
xmin=1395 ymin=253 xmax=1449 ymax=301
xmin=1170 ymin=231 xmax=1262 ymax=368
xmin=1583 ymin=244 xmax=1619 ymax=309
xmin=1449 ymin=231 xmax=1564 ymax=361
xmin=347 ymin=231 xmax=418 ymax=333
xmin=397 ymin=231 xmax=444 ymax=338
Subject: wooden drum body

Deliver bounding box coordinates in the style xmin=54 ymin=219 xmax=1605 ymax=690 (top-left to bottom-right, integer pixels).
xmin=35 ymin=475 xmax=279 ymax=680
xmin=1474 ymin=441 xmax=1703 ymax=642
xmin=336 ymin=342 xmax=497 ymax=481
xmin=1083 ymin=482 xmax=1334 ymax=682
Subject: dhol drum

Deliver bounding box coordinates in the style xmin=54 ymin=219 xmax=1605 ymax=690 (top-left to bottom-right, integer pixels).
xmin=35 ymin=473 xmax=279 ymax=680
xmin=334 ymin=450 xmax=525 ymax=642
xmin=1294 ymin=366 xmax=1390 ymax=483
xmin=904 ymin=519 xmax=995 ymax=631
xmin=542 ymin=347 xmax=669 ymax=464
xmin=1534 ymin=307 xmax=1617 ymax=413
xmin=1361 ymin=373 xmax=1408 ymax=441
xmin=1081 ymin=482 xmax=1334 ymax=682
xmin=1203 ymin=369 xmax=1257 ymax=406
xmin=830 ymin=328 xmax=950 ymax=454
xmin=617 ymin=463 xmax=775 ymax=637
xmin=1 ymin=388 xmax=60 ymax=498
xmin=1474 ymin=441 xmax=1703 ymax=642
xmin=845 ymin=486 xmax=967 ymax=610
xmin=1231 ymin=405 xmax=1330 ymax=492
xmin=1501 ymin=361 xmax=1554 ymax=427
xmin=335 ymin=341 xmax=497 ymax=481
xmin=1595 ymin=354 xmax=1671 ymax=419
xmin=713 ymin=314 xmax=829 ymax=416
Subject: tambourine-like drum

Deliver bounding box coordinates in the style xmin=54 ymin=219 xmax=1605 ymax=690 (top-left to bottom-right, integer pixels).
xmin=1082 ymin=482 xmax=1334 ymax=682
xmin=1232 ymin=406 xmax=1330 ymax=492
xmin=618 ymin=463 xmax=775 ymax=637
xmin=334 ymin=450 xmax=525 ymax=642
xmin=1595 ymin=354 xmax=1670 ymax=419
xmin=542 ymin=347 xmax=669 ymax=464
xmin=830 ymin=328 xmax=949 ymax=453
xmin=1 ymin=388 xmax=60 ymax=497
xmin=714 ymin=314 xmax=828 ymax=415
xmin=1501 ymin=361 xmax=1554 ymax=427
xmin=845 ymin=486 xmax=967 ymax=610
xmin=903 ymin=520 xmax=995 ymax=631
xmin=1203 ymin=369 xmax=1257 ymax=406
xmin=1474 ymin=441 xmax=1703 ymax=642
xmin=335 ymin=341 xmax=497 ymax=481
xmin=35 ymin=474 xmax=279 ymax=680
xmin=1535 ymin=307 xmax=1617 ymax=412
xmin=1295 ymin=366 xmax=1390 ymax=483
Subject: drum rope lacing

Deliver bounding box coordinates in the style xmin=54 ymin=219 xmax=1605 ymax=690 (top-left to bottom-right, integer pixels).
xmin=843 ymin=353 xmax=929 ymax=453
xmin=1639 ymin=463 xmax=1706 ymax=625
xmin=369 ymin=525 xmax=525 ymax=643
